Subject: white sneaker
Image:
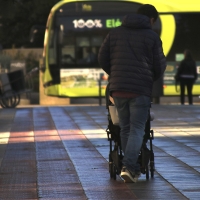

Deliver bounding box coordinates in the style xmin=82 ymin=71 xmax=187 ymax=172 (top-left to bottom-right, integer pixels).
xmin=120 ymin=167 xmax=139 ymax=183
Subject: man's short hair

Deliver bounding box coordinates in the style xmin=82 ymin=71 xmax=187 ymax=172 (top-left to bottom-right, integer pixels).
xmin=137 ymin=4 xmax=158 ymax=22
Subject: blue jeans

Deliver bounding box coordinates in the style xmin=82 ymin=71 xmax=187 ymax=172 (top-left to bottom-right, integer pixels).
xmin=113 ymin=95 xmax=151 ymax=174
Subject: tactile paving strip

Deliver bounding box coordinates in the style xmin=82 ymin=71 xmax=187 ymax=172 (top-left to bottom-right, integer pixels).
xmin=0 ymin=108 xmax=37 ymax=199
xmin=49 ymin=107 xmax=138 ymax=200
xmin=34 ymin=107 xmax=87 ymax=199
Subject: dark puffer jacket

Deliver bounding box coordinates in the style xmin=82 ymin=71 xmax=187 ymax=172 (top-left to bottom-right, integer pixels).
xmin=177 ymin=59 xmax=197 ymax=80
xmin=98 ymin=14 xmax=166 ymax=97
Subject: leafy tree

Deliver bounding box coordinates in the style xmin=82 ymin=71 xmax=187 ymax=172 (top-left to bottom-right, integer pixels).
xmin=0 ymin=0 xmax=60 ymax=48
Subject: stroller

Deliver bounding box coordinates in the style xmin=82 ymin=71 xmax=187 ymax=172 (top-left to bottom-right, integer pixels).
xmin=105 ymin=84 xmax=155 ymax=180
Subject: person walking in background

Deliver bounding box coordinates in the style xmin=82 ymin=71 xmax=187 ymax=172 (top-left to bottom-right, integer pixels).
xmin=175 ymin=49 xmax=197 ymax=105
xmin=98 ymin=4 xmax=166 ymax=183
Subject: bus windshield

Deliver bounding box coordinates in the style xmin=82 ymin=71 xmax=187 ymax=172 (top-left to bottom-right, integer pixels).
xmin=48 ymin=1 xmax=161 ymax=70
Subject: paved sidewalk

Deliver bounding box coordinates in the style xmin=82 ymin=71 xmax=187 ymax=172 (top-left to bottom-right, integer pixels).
xmin=0 ymin=105 xmax=200 ymax=199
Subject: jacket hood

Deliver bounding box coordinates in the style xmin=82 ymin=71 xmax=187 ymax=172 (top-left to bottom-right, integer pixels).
xmin=122 ymin=14 xmax=152 ymax=29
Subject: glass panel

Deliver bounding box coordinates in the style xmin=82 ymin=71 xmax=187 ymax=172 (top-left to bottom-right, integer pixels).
xmin=57 ymin=1 xmax=141 ymax=16
xmin=48 ymin=29 xmax=56 ymax=65
xmin=76 ymin=37 xmax=90 ymax=47
xmin=77 ymin=46 xmax=97 ymax=64
xmin=52 ymin=1 xmax=161 ymax=69
xmin=62 ymin=45 xmax=75 ymax=64
xmin=167 ymin=13 xmax=200 ymax=61
xmin=91 ymin=36 xmax=103 ymax=46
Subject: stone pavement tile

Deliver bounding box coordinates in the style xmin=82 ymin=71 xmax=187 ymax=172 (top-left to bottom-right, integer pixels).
xmin=63 ymin=105 xmax=195 ymax=199
xmin=0 ymin=105 xmax=200 ymax=199
xmin=128 ymin=178 xmax=188 ymax=200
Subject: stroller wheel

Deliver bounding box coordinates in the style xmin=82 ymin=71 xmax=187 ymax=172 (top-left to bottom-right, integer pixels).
xmin=1 ymin=90 xmax=20 ymax=108
xmin=151 ymin=169 xmax=154 ymax=178
xmin=109 ymin=162 xmax=114 ymax=178
xmin=150 ymin=152 xmax=155 ymax=178
xmin=145 ymin=165 xmax=149 ymax=179
xmin=0 ymin=99 xmax=7 ymax=108
xmin=150 ymin=161 xmax=155 ymax=178
xmin=113 ymin=165 xmax=117 ymax=180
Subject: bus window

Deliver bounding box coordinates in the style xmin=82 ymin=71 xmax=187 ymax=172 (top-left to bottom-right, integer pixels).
xmin=77 ymin=46 xmax=97 ymax=64
xmin=91 ymin=36 xmax=103 ymax=46
xmin=76 ymin=37 xmax=90 ymax=47
xmin=48 ymin=29 xmax=57 ymax=65
xmin=167 ymin=13 xmax=200 ymax=61
xmin=62 ymin=45 xmax=75 ymax=64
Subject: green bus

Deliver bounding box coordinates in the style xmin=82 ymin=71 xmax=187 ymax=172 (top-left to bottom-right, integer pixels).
xmin=41 ymin=0 xmax=200 ymax=98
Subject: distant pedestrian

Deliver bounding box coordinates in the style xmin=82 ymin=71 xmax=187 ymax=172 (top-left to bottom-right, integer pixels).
xmin=175 ymin=49 xmax=197 ymax=105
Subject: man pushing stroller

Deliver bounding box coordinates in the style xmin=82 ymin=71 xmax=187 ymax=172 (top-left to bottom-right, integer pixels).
xmin=98 ymin=4 xmax=166 ymax=182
